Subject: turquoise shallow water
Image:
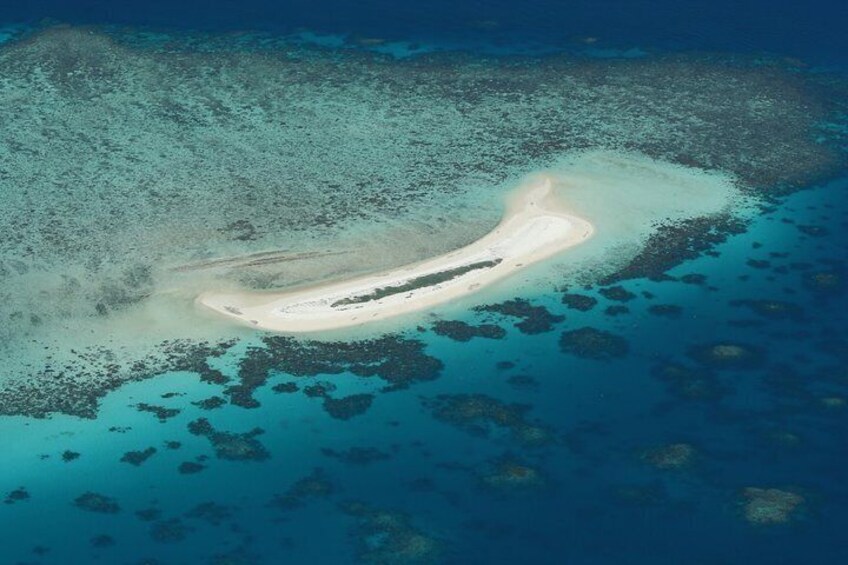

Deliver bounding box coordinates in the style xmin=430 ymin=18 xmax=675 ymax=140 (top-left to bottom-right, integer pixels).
xmin=1 ymin=8 xmax=848 ymax=564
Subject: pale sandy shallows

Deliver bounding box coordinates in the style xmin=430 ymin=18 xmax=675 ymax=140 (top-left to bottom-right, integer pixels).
xmin=198 ymin=177 xmax=594 ymax=333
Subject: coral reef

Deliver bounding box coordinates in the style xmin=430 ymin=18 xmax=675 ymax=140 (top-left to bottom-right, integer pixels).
xmin=185 ymin=502 xmax=233 ymax=526
xmin=599 ymin=286 xmax=637 ymax=302
xmin=648 ymin=304 xmax=683 ymax=318
xmin=688 ymin=342 xmax=765 ymax=370
xmin=322 ymin=447 xmax=392 ymax=465
xmin=150 ymin=518 xmax=192 ymax=543
xmin=652 ymin=362 xmax=726 ymax=401
xmin=741 ymin=488 xmax=804 ymax=525
xmin=192 ymin=396 xmax=227 ymax=410
xmin=730 ymin=299 xmax=804 ymax=320
xmin=640 ymin=443 xmax=696 ymax=469
xmin=475 ymin=299 xmax=564 ymax=334
xmin=804 ymin=268 xmax=846 ymax=296
xmin=339 ymin=501 xmax=444 ymax=564
xmin=135 ymin=403 xmax=181 ymax=422
xmin=120 ymin=447 xmax=157 ymax=466
xmin=561 ymin=293 xmax=597 ymax=312
xmin=228 ymin=334 xmax=442 ymax=408
xmin=269 ymin=469 xmax=334 ymax=510
xmin=322 ymin=394 xmax=375 ymax=420
xmin=90 ymin=534 xmax=115 ymax=548
xmin=423 ymin=393 xmax=554 ymax=447
xmin=559 ymin=327 xmax=629 ymax=360
xmin=178 ymin=461 xmax=206 ymax=474
xmin=271 ymin=382 xmax=299 ymax=394
xmin=478 ymin=455 xmax=546 ymax=492
xmin=187 ymin=418 xmax=269 ymax=461
xmin=4 ymin=487 xmax=30 ymax=505
xmin=74 ymin=492 xmax=120 ymax=513
xmin=431 ymin=320 xmax=506 ymax=342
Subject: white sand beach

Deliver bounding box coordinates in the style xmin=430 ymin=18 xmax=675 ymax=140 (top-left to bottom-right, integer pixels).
xmin=198 ymin=177 xmax=594 ymax=332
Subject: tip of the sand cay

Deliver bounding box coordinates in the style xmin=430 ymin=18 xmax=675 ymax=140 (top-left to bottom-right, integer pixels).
xmin=197 ymin=175 xmax=593 ymax=333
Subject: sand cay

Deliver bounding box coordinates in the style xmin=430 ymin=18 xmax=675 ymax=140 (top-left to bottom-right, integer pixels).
xmin=198 ymin=177 xmax=594 ymax=333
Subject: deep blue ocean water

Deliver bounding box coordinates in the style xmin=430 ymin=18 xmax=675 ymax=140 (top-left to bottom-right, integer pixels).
xmin=2 ymin=1 xmax=848 ymax=564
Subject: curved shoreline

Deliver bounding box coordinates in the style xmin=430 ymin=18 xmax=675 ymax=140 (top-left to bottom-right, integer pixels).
xmin=198 ymin=176 xmax=594 ymax=333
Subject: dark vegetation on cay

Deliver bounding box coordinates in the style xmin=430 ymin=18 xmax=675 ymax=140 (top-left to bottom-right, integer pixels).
xmin=331 ymin=259 xmax=502 ymax=307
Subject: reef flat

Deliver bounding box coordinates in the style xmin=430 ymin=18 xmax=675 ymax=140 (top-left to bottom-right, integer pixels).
xmin=0 ymin=25 xmax=845 ymax=416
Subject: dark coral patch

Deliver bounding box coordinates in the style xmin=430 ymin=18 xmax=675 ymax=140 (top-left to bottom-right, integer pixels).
xmin=187 ymin=418 xmax=269 ymax=461
xmin=135 ymin=508 xmax=161 ymax=522
xmin=339 ymin=501 xmax=444 ymax=564
xmin=135 ymin=403 xmax=180 ymax=422
xmin=478 ymin=455 xmax=547 ymax=492
xmin=322 ymin=394 xmax=374 ymax=420
xmin=680 ymin=273 xmax=708 ymax=285
xmin=640 ymin=443 xmax=697 ymax=469
xmin=599 ymin=286 xmax=636 ymax=302
xmin=506 ymin=374 xmax=539 ymax=391
xmin=192 ymin=396 xmax=226 ymax=410
xmin=747 ymin=259 xmax=771 ymax=270
xmin=561 ymin=293 xmax=597 ymax=312
xmin=185 ymin=502 xmax=233 ymax=526
xmin=423 ymin=393 xmax=554 ymax=447
xmin=322 ymin=447 xmax=392 ymax=465
xmin=228 ymin=334 xmax=443 ymax=408
xmin=271 ymin=382 xmax=299 ymax=394
xmin=431 ymin=320 xmax=505 ymax=342
xmin=4 ymin=487 xmax=30 ymax=505
xmin=604 ymin=305 xmax=630 ymax=316
xmin=730 ymin=299 xmax=804 ymax=320
xmin=740 ymin=488 xmax=805 ymax=525
xmin=178 ymin=461 xmax=206 ymax=475
xmin=648 ymin=304 xmax=683 ymax=318
xmin=0 ymin=338 xmax=234 ymax=419
xmin=304 ymin=381 xmax=337 ymax=398
xmin=652 ymin=363 xmax=726 ymax=401
xmin=603 ymin=215 xmax=746 ymax=283
xmin=150 ymin=518 xmax=192 ymax=543
xmin=474 ymin=298 xmax=564 ymax=334
xmin=803 ymin=268 xmax=845 ymax=296
xmin=687 ymin=342 xmax=765 ymax=370
xmin=90 ymin=534 xmax=115 ymax=548
xmin=74 ymin=492 xmax=120 ymax=513
xmin=289 ymin=469 xmax=335 ymax=498
xmin=559 ymin=327 xmax=629 ymax=360
xmin=61 ymin=450 xmax=81 ymax=462
xmin=269 ymin=468 xmax=334 ymax=511
xmin=120 ymin=447 xmax=157 ymax=466
xmin=614 ymin=483 xmax=668 ymax=507
xmin=796 ymin=224 xmax=829 ymax=237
